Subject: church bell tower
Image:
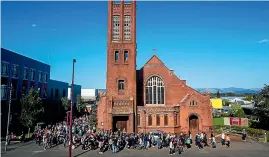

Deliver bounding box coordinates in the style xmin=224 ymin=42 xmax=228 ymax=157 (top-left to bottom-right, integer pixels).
xmin=106 ymin=0 xmax=137 ymax=132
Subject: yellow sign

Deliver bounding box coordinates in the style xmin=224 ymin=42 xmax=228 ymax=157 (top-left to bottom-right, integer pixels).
xmin=210 ymin=99 xmax=223 ymax=109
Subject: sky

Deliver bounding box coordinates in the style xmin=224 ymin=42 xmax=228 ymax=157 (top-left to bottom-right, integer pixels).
xmin=2 ymin=1 xmax=269 ymax=89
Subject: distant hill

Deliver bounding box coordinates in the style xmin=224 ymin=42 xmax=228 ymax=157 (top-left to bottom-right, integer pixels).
xmin=195 ymin=87 xmax=261 ymax=94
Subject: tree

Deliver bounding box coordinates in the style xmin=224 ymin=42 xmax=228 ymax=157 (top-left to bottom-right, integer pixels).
xmin=88 ymin=103 xmax=97 ymax=128
xmin=231 ymin=104 xmax=245 ymax=117
xmin=231 ymin=104 xmax=241 ymax=115
xmin=222 ymin=99 xmax=231 ymax=106
xmin=20 ymin=88 xmax=44 ymax=133
xmin=235 ymin=108 xmax=245 ymax=118
xmin=243 ymin=95 xmax=253 ymax=102
xmin=253 ymin=84 xmax=269 ymax=130
xmin=216 ymin=90 xmax=220 ymax=98
xmin=76 ymin=95 xmax=86 ymax=113
xmin=61 ymin=97 xmax=69 ymax=111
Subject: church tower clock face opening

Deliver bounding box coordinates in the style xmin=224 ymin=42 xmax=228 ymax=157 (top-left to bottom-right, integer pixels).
xmin=97 ymin=0 xmax=213 ymax=134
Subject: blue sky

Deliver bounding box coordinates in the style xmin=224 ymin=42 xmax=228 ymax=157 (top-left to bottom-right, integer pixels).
xmin=2 ymin=1 xmax=269 ymax=89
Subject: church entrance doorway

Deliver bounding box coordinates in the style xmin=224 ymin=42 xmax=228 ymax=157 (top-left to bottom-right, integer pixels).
xmin=189 ymin=114 xmax=199 ymax=133
xmin=112 ymin=115 xmax=129 ymax=132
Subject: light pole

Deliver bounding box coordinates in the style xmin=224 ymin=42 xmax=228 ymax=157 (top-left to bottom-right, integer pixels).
xmin=130 ymin=97 xmax=135 ymax=133
xmin=5 ymin=83 xmax=12 ymax=152
xmin=144 ymin=109 xmax=146 ymax=134
xmin=68 ymin=59 xmax=76 ymax=157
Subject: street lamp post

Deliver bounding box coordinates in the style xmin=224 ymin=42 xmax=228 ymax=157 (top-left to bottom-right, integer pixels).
xmin=143 ymin=109 xmax=146 ymax=134
xmin=130 ymin=97 xmax=135 ymax=133
xmin=5 ymin=83 xmax=12 ymax=152
xmin=68 ymin=59 xmax=76 ymax=157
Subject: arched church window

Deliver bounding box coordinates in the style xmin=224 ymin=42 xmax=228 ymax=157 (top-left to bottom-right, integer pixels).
xmin=192 ymin=100 xmax=195 ymax=105
xmin=145 ymin=76 xmax=164 ymax=104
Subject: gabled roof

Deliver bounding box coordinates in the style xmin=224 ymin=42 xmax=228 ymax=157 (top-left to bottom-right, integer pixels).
xmin=144 ymin=55 xmax=164 ymax=66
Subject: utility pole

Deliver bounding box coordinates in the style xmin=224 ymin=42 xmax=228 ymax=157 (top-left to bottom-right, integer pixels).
xmin=68 ymin=59 xmax=76 ymax=157
xmin=5 ymin=83 xmax=12 ymax=152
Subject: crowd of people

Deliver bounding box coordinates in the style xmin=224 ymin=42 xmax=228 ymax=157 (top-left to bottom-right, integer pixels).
xmin=31 ymin=116 xmax=237 ymax=155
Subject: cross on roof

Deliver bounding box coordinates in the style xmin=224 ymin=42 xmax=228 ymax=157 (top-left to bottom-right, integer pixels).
xmin=153 ymin=48 xmax=156 ymax=55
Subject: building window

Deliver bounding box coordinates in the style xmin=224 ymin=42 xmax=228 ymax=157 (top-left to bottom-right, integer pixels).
xmin=174 ymin=113 xmax=178 ymax=126
xmin=1 ymin=62 xmax=9 ymax=77
xmin=112 ymin=15 xmax=120 ymax=40
xmin=23 ymin=67 xmax=29 ymax=80
xmin=55 ymin=89 xmax=59 ymax=98
xmin=12 ymin=64 xmax=19 ymax=78
xmin=38 ymin=88 xmax=42 ymax=97
xmin=22 ymin=85 xmax=27 ymax=95
xmin=137 ymin=114 xmax=140 ymax=126
xmin=63 ymin=89 xmax=66 ymax=97
xmin=118 ymin=80 xmax=124 ymax=90
xmin=43 ymin=88 xmax=47 ymax=98
xmin=156 ymin=114 xmax=160 ymax=126
xmin=50 ymin=88 xmax=54 ymax=97
xmin=148 ymin=114 xmax=152 ymax=126
xmin=11 ymin=84 xmax=17 ymax=100
xmin=124 ymin=15 xmax=131 ymax=40
xmin=38 ymin=71 xmax=43 ymax=82
xmin=145 ymin=76 xmax=164 ymax=104
xmin=124 ymin=51 xmax=128 ymax=62
xmin=1 ymin=85 xmax=8 ymax=100
xmin=44 ymin=73 xmax=48 ymax=83
xmin=115 ymin=51 xmax=119 ymax=62
xmin=30 ymin=69 xmax=35 ymax=81
xmin=164 ymin=114 xmax=168 ymax=126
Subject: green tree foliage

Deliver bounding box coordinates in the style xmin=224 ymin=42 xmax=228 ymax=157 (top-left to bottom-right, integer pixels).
xmin=231 ymin=104 xmax=241 ymax=115
xmin=216 ymin=90 xmax=220 ymax=98
xmin=231 ymin=104 xmax=245 ymax=118
xmin=253 ymin=84 xmax=269 ymax=130
xmin=20 ymin=88 xmax=44 ymax=129
xmin=88 ymin=103 xmax=97 ymax=127
xmin=222 ymin=99 xmax=231 ymax=106
xmin=235 ymin=108 xmax=245 ymax=118
xmin=243 ymin=95 xmax=253 ymax=101
xmin=61 ymin=97 xmax=70 ymax=111
xmin=76 ymin=95 xmax=86 ymax=112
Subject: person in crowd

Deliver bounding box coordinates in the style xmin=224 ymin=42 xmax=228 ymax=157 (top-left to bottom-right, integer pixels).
xmin=212 ymin=136 xmax=216 ymax=148
xmin=226 ymin=134 xmax=231 ymax=148
xmin=169 ymin=140 xmax=174 ymax=155
xmin=221 ymin=132 xmax=226 ymax=145
xmin=242 ymin=129 xmax=247 ymax=141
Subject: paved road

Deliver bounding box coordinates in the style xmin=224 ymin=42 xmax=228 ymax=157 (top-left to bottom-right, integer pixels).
xmin=1 ymin=140 xmax=269 ymax=157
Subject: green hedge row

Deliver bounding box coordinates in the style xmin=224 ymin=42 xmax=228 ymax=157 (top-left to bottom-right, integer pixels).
xmin=213 ymin=125 xmax=269 ymax=142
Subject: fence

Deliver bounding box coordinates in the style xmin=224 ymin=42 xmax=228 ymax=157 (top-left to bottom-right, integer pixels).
xmin=213 ymin=117 xmax=249 ymax=127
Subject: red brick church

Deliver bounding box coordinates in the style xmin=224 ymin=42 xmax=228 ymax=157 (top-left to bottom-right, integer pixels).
xmin=97 ymin=0 xmax=213 ymax=134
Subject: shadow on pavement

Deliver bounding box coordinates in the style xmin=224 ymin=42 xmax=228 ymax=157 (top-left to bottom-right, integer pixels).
xmin=3 ymin=141 xmax=35 ymax=152
xmin=74 ymin=149 xmax=91 ymax=157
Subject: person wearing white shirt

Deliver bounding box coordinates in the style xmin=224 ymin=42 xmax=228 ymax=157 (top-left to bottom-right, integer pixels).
xmin=169 ymin=141 xmax=174 ymax=155
xmin=221 ymin=133 xmax=225 ymax=145
xmin=212 ymin=136 xmax=216 ymax=148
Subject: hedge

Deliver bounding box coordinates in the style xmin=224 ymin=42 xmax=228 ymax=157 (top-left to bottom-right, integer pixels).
xmin=213 ymin=125 xmax=269 ymax=142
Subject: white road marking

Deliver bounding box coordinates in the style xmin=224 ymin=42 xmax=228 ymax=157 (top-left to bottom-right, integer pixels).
xmin=33 ymin=150 xmax=44 ymax=153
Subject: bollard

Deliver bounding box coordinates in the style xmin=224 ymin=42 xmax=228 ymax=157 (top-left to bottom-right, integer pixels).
xmin=264 ymin=132 xmax=267 ymax=143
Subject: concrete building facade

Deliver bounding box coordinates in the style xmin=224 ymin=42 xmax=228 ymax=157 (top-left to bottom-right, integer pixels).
xmin=1 ymin=48 xmax=82 ymax=135
xmin=1 ymin=48 xmax=50 ymax=134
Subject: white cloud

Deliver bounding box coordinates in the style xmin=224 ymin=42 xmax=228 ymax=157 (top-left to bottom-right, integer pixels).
xmin=31 ymin=24 xmax=37 ymax=27
xmin=258 ymin=39 xmax=269 ymax=43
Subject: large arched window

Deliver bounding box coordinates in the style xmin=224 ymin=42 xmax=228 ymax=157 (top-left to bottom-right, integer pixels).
xmin=145 ymin=76 xmax=164 ymax=104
